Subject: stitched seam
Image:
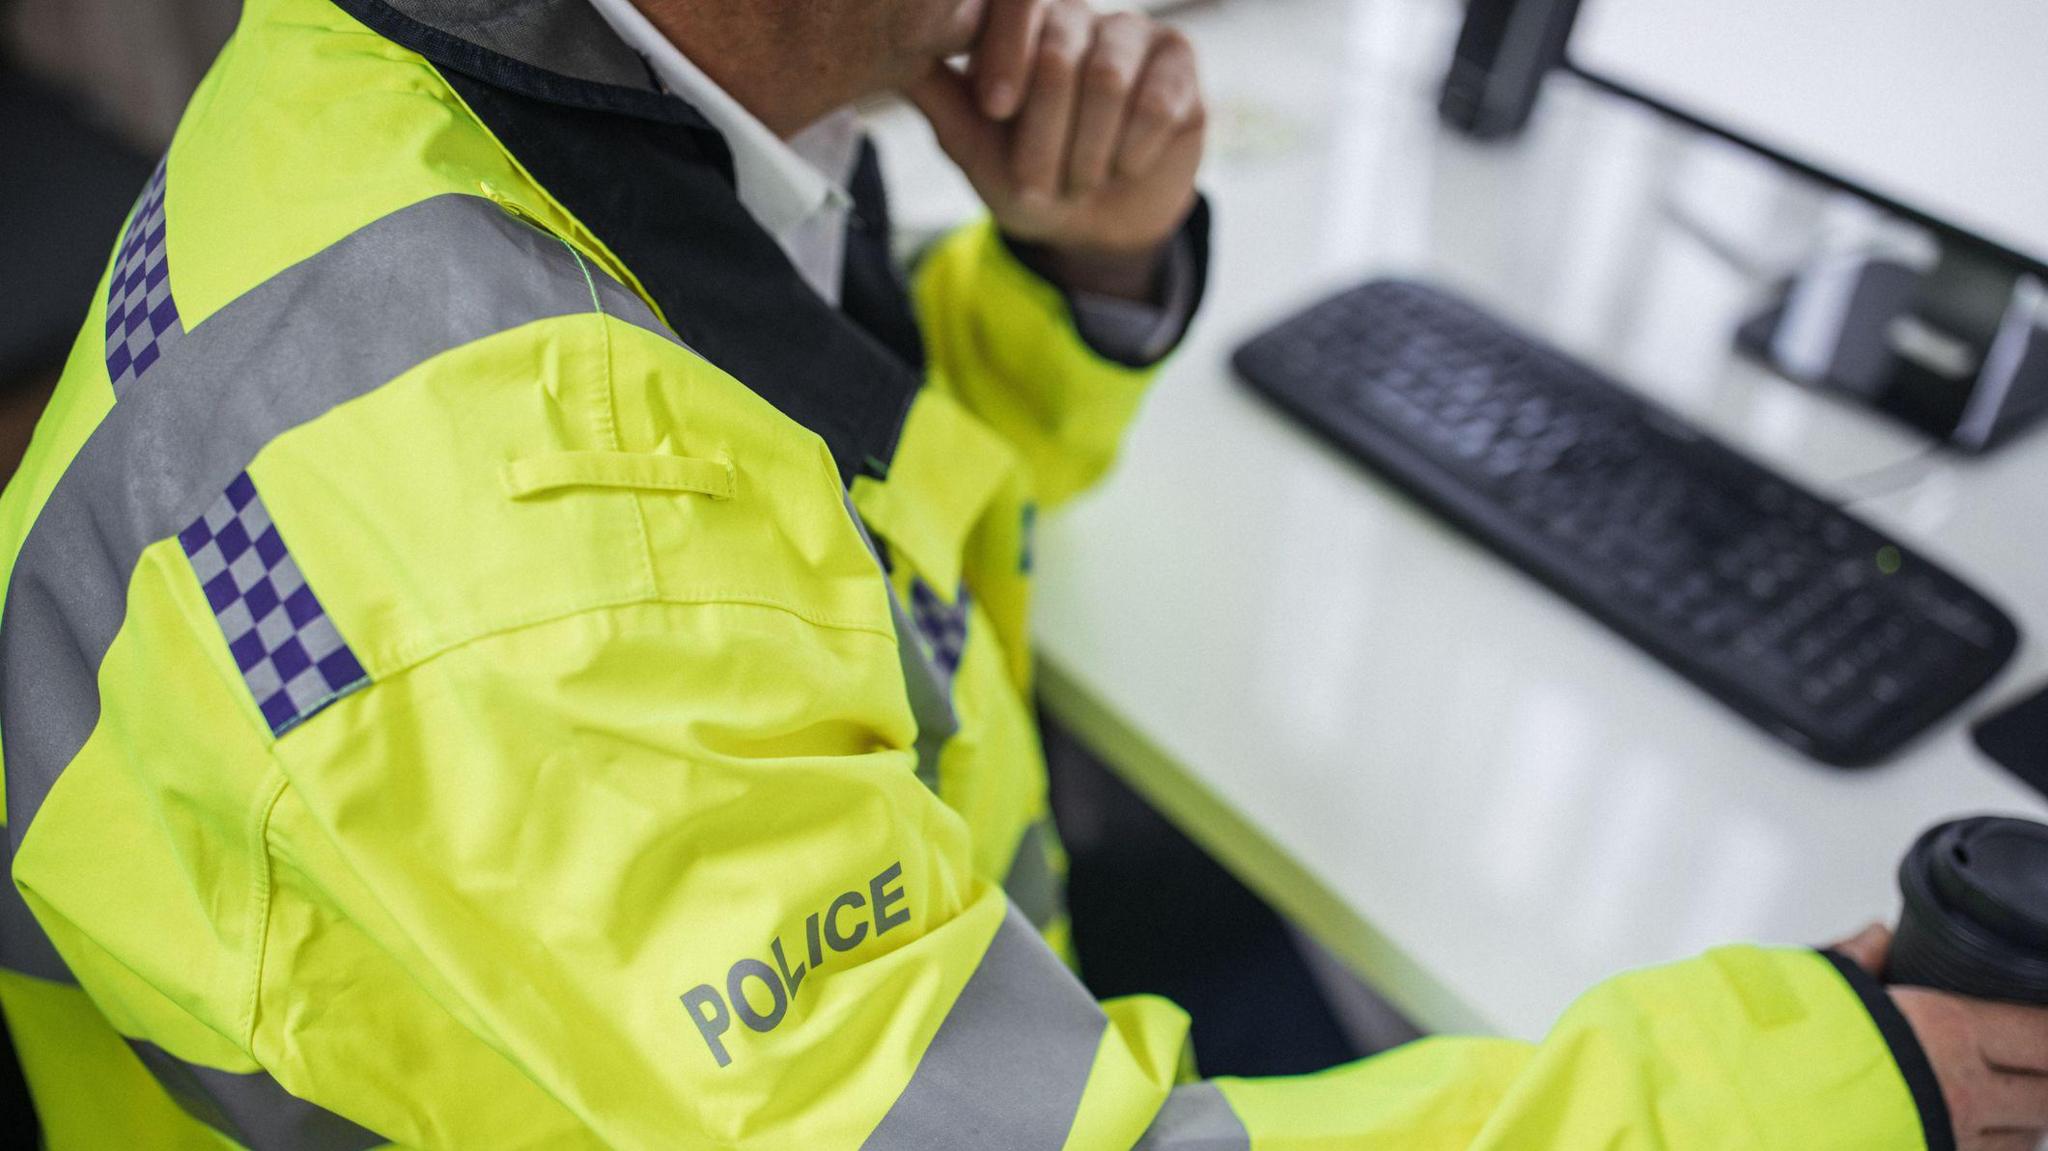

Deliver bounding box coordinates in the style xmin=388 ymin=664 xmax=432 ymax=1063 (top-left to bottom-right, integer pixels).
xmin=162 ymin=537 xmax=290 ymax=750
xmin=241 ymin=773 xmax=292 ymax=1051
xmin=563 ymin=242 xmax=662 ymax=599
xmin=562 ymin=236 xmax=605 ymax=319
xmin=426 ymin=53 xmax=673 ymax=326
xmin=235 ymin=785 xmax=616 ymax=1147
xmin=371 ymin=589 xmax=896 ymax=680
xmin=269 ymin=673 xmax=374 ymax=738
xmin=367 ymin=593 xmax=897 ymax=688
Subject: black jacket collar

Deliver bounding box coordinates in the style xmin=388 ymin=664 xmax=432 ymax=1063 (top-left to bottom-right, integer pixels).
xmin=345 ymin=0 xmax=699 ymax=124
xmin=330 ymin=0 xmax=922 ymax=483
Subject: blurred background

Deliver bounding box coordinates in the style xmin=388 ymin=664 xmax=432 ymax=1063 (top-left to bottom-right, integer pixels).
xmin=6 ymin=0 xmax=2048 ymax=1100
xmin=0 ymin=0 xmax=236 ymax=477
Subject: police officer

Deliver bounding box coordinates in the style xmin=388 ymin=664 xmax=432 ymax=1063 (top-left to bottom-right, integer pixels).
xmin=2 ymin=0 xmax=2045 ymax=1148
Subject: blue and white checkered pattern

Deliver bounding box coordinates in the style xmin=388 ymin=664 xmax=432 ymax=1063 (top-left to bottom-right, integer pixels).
xmin=179 ymin=473 xmax=369 ymax=736
xmin=104 ymin=160 xmax=183 ymax=392
xmin=909 ymin=578 xmax=972 ymax=681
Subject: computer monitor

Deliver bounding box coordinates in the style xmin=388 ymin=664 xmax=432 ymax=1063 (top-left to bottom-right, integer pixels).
xmin=1565 ymin=0 xmax=2048 ymax=449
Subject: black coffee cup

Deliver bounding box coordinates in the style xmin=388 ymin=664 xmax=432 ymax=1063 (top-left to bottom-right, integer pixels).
xmin=1891 ymin=816 xmax=2048 ymax=1005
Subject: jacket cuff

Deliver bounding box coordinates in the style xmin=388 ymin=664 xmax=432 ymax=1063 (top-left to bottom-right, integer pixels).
xmin=1820 ymin=949 xmax=1955 ymax=1151
xmin=1000 ymin=196 xmax=1213 ymax=369
xmin=1065 ymin=238 xmax=1197 ymax=366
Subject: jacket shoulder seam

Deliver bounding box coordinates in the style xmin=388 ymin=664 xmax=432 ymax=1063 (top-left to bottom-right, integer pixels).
xmin=376 ymin=590 xmax=896 ymax=681
xmin=563 ymin=241 xmax=664 ymax=602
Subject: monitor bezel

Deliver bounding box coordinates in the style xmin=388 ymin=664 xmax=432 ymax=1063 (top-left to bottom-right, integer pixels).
xmin=1560 ymin=57 xmax=2048 ymax=282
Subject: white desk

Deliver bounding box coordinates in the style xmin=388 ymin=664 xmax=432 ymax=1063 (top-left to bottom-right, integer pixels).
xmin=876 ymin=0 xmax=2048 ymax=1041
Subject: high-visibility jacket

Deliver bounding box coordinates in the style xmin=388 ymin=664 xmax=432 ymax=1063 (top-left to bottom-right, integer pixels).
xmin=0 ymin=0 xmax=1950 ymax=1147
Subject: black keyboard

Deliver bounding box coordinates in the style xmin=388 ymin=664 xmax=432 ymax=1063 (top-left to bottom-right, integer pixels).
xmin=1235 ymin=280 xmax=2019 ymax=766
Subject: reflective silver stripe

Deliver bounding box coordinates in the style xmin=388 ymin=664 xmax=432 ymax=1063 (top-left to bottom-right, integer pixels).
xmin=861 ymin=904 xmax=1106 ymax=1151
xmin=844 ymin=499 xmax=957 ymax=793
xmin=127 ymin=1040 xmax=386 ymax=1151
xmin=1 ymin=193 xmax=668 ymax=861
xmin=1133 ymin=1083 xmax=1250 ymax=1151
xmin=900 ymin=599 xmax=959 ymax=794
xmin=0 ymin=192 xmax=666 ymax=1139
xmin=1003 ymin=817 xmax=1065 ymax=931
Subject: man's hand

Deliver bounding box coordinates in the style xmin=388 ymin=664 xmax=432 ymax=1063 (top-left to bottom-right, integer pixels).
xmin=1833 ymin=924 xmax=2048 ymax=1151
xmin=907 ymin=0 xmax=1205 ymax=300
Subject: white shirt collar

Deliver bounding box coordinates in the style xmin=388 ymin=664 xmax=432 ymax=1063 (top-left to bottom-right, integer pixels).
xmin=583 ymin=0 xmax=857 ymax=240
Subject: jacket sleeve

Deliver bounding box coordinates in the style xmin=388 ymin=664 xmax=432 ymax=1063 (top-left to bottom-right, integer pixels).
xmin=248 ymin=592 xmax=1939 ymax=1151
xmin=254 ymin=595 xmax=1195 ymax=1149
xmin=912 ymin=218 xmax=1188 ymax=509
xmin=1210 ymin=945 xmax=1942 ymax=1150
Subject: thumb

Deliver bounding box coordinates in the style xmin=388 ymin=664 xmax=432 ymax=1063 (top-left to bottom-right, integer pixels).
xmin=906 ymin=64 xmax=1006 ymax=191
xmin=1831 ymin=922 xmax=1894 ymax=978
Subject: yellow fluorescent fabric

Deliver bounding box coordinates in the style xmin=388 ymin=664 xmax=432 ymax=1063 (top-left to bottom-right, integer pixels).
xmin=0 ymin=0 xmax=1936 ymax=1147
xmin=915 ymin=220 xmax=1159 ymax=510
xmin=1218 ymin=947 xmax=1926 ymax=1150
xmin=257 ymin=601 xmax=990 ymax=1147
xmin=1064 ymin=996 xmax=1193 ymax=1151
xmin=0 ymin=972 xmax=237 ymax=1151
xmin=501 ymin=451 xmax=737 ymax=501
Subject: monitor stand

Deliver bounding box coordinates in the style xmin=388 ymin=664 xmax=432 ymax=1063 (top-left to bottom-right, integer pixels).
xmin=1736 ymin=240 xmax=2048 ymax=452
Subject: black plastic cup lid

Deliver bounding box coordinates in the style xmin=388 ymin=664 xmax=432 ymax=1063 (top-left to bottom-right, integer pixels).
xmin=1925 ymin=819 xmax=2048 ymax=949
xmin=1910 ymin=818 xmax=2048 ymax=952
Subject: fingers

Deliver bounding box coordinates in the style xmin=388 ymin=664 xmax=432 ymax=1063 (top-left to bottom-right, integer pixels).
xmin=973 ymin=0 xmax=1049 ymax=120
xmin=1007 ymin=7 xmax=1205 ymax=199
xmin=1974 ymin=1000 xmax=2048 ymax=1074
xmin=1897 ymin=989 xmax=2048 ymax=1148
xmin=1831 ymin=922 xmax=1894 ymax=977
xmin=1970 ymin=1065 xmax=2048 ymax=1136
xmin=1008 ymin=0 xmax=1091 ymax=200
xmin=906 ymin=65 xmax=1007 ymax=191
xmin=927 ymin=1 xmax=1206 ymax=253
xmin=1066 ymin=13 xmax=1150 ymax=196
xmin=1116 ymin=26 xmax=1202 ymax=180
